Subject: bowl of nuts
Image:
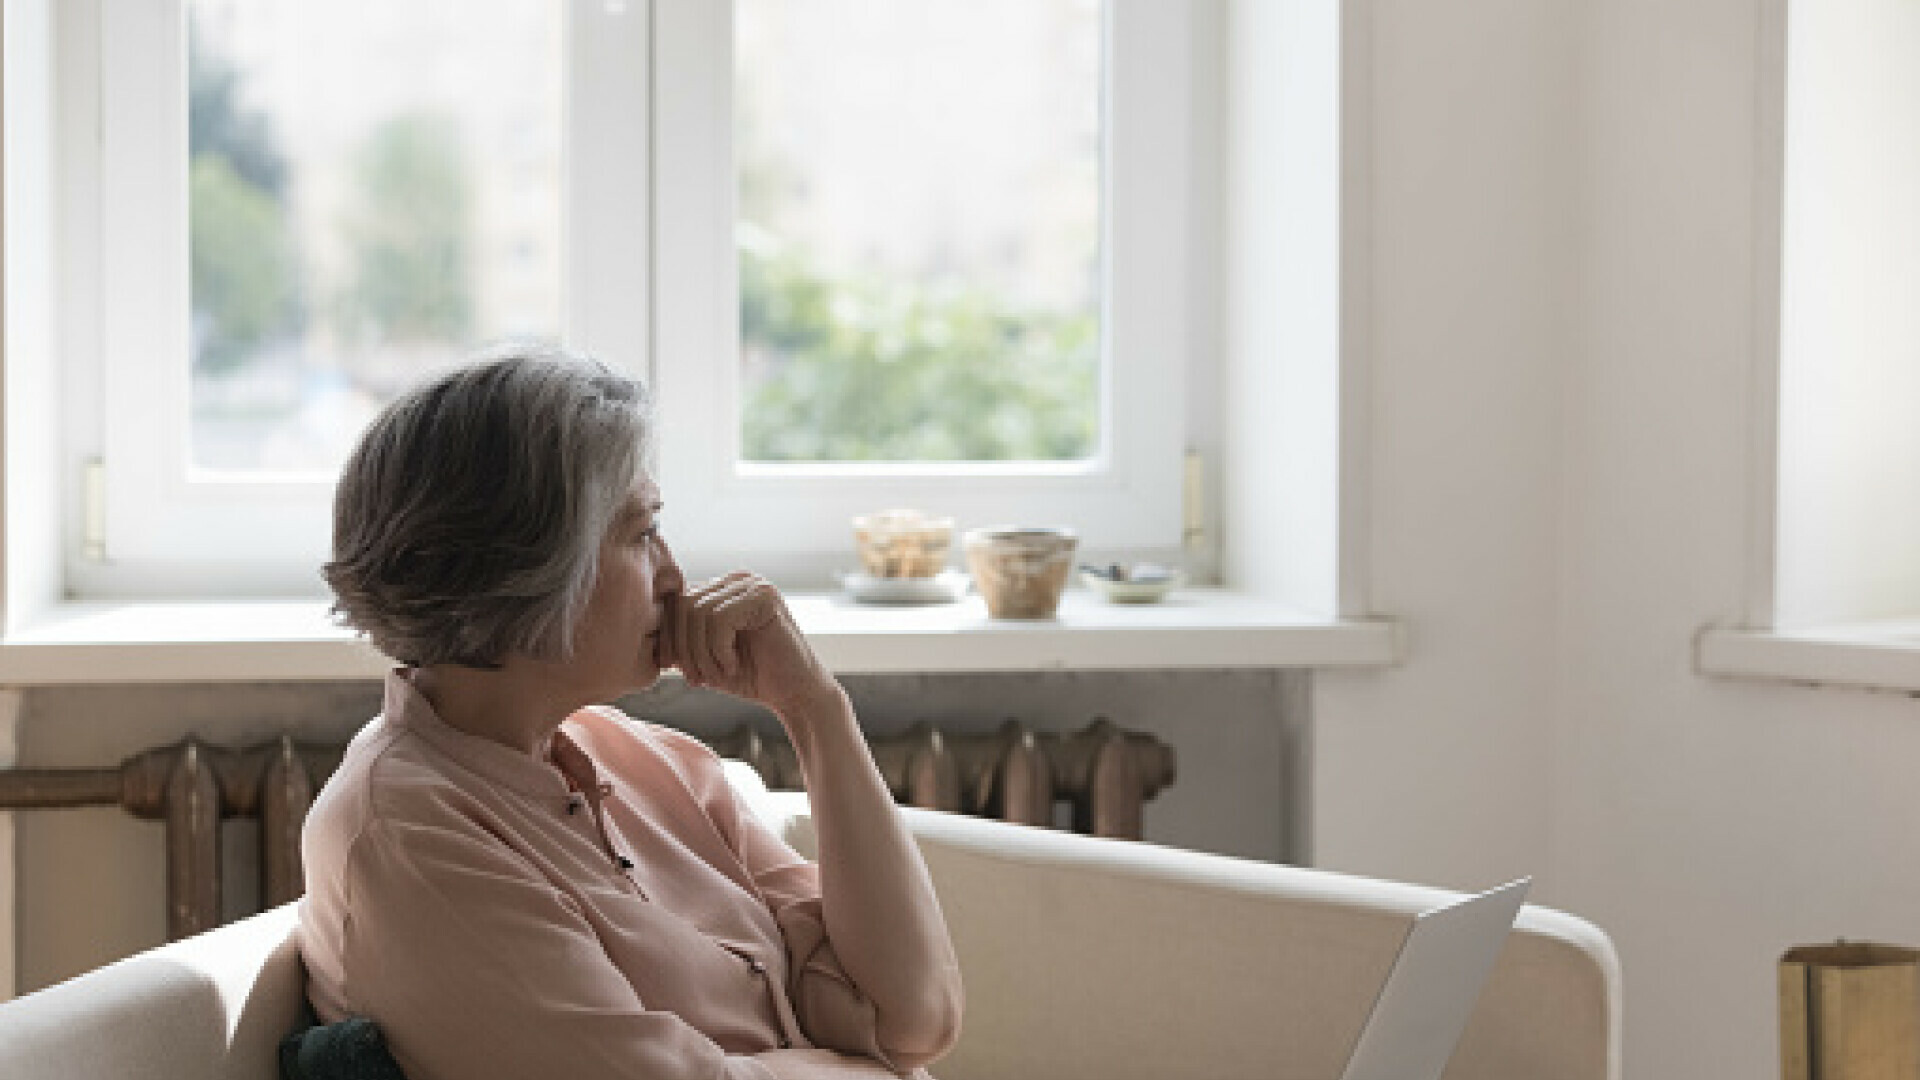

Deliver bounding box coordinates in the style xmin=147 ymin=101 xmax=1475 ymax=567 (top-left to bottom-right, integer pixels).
xmin=852 ymin=509 xmax=955 ymax=579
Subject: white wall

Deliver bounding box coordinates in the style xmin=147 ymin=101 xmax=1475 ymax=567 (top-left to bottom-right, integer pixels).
xmin=1310 ymin=0 xmax=1575 ymax=896
xmin=1563 ymin=1 xmax=1920 ymax=1076
xmin=1297 ymin=1 xmax=1920 ymax=1078
xmin=1219 ymin=0 xmax=1342 ymax=618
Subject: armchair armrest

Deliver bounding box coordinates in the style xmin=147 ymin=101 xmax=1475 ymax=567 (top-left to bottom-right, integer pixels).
xmin=0 ymin=904 xmax=306 ymax=1080
xmin=759 ymin=787 xmax=1619 ymax=1080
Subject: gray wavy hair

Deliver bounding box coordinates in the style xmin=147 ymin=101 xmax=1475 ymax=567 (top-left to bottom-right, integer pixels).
xmin=322 ymin=343 xmax=654 ymax=668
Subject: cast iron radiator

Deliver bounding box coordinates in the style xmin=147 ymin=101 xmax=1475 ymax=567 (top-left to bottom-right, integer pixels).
xmin=0 ymin=719 xmax=1173 ymax=940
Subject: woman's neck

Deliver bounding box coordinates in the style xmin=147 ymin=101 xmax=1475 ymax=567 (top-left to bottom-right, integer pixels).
xmin=408 ymin=661 xmax=586 ymax=757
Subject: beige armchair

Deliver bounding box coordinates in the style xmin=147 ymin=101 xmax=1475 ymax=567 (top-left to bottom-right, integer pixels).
xmin=0 ymin=762 xmax=1620 ymax=1080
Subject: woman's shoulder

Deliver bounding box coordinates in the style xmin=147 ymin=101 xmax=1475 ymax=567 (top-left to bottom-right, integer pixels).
xmin=303 ymin=717 xmax=412 ymax=901
xmin=306 ymin=717 xmax=394 ymax=840
xmin=308 ymin=716 xmax=489 ymax=850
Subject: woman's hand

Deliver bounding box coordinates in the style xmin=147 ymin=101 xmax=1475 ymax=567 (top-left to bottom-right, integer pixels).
xmin=657 ymin=572 xmax=843 ymax=721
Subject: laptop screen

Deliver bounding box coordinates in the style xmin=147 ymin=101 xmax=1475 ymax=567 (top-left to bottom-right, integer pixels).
xmin=1338 ymin=877 xmax=1532 ymax=1080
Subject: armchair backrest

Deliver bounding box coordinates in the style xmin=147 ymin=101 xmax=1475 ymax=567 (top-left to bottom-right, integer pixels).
xmin=0 ymin=761 xmax=1621 ymax=1080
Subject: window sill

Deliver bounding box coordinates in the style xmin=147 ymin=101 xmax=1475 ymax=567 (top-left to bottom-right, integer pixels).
xmin=0 ymin=588 xmax=1403 ymax=685
xmin=1695 ymin=622 xmax=1920 ymax=695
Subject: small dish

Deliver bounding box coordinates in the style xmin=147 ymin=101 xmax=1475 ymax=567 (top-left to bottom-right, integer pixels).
xmin=1079 ymin=566 xmax=1184 ymax=604
xmin=839 ymin=569 xmax=972 ymax=606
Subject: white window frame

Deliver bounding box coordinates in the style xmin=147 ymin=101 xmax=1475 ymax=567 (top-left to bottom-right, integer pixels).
xmin=652 ymin=0 xmax=1189 ymax=582
xmin=10 ymin=0 xmax=1404 ymax=689
xmin=73 ymin=0 xmax=652 ymax=597
xmin=54 ymin=0 xmax=1193 ymax=597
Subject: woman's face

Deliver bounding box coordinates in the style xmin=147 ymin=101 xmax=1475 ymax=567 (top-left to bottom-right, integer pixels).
xmin=567 ymin=473 xmax=683 ymax=699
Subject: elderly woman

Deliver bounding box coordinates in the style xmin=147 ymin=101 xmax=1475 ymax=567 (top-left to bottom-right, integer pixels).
xmin=298 ymin=347 xmax=963 ymax=1080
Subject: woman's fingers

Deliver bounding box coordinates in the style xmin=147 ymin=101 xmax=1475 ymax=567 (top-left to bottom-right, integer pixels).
xmin=675 ymin=572 xmax=756 ymax=687
xmin=673 ymin=582 xmax=700 ymax=684
xmin=690 ymin=580 xmax=736 ymax=684
xmin=702 ymin=575 xmax=762 ymax=679
xmin=664 ymin=572 xmax=833 ymax=715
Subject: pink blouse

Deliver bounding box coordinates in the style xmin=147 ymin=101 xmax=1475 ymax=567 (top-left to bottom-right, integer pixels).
xmin=297 ymin=671 xmax=957 ymax=1080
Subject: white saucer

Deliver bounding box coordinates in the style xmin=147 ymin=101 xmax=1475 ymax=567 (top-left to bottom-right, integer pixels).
xmin=1079 ymin=568 xmax=1184 ymax=603
xmin=839 ymin=570 xmax=971 ymax=605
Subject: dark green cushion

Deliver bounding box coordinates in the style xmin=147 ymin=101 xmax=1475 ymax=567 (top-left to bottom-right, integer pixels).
xmin=279 ymin=1003 xmax=409 ymax=1080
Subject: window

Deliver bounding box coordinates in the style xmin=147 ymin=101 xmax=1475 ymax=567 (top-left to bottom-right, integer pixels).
xmin=654 ymin=0 xmax=1189 ymax=575
xmin=32 ymin=0 xmax=1195 ymax=597
xmin=1696 ymin=0 xmax=1920 ymax=692
xmin=181 ymin=0 xmax=564 ymax=474
xmin=733 ymin=1 xmax=1103 ymax=466
xmin=70 ymin=0 xmax=644 ymax=595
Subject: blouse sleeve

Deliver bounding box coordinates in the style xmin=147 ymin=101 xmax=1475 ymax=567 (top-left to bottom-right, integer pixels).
xmin=668 ymin=735 xmax=945 ymax=1078
xmin=741 ymin=823 xmax=901 ymax=1068
xmin=341 ymin=809 xmax=781 ymax=1080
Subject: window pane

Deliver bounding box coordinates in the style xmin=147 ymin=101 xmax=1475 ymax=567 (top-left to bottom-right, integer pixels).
xmin=187 ymin=0 xmax=562 ymax=472
xmin=736 ymin=0 xmax=1103 ymax=464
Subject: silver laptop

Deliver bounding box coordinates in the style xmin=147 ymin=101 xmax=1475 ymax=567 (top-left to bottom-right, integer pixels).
xmin=1336 ymin=877 xmax=1532 ymax=1080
